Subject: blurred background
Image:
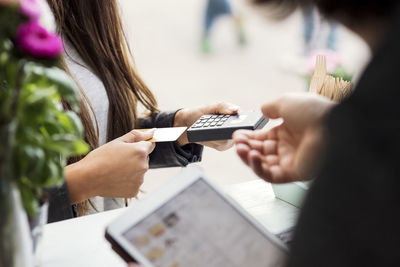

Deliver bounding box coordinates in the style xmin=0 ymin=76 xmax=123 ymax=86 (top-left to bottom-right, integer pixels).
xmin=118 ymin=0 xmax=370 ymax=194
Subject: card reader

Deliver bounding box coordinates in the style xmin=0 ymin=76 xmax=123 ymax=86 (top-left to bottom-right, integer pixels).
xmin=187 ymin=111 xmax=268 ymax=142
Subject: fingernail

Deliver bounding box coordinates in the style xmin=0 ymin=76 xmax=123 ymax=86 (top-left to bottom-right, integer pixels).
xmin=230 ymin=106 xmax=240 ymax=112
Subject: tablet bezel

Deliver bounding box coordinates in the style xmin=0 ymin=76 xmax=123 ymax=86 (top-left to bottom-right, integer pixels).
xmin=106 ymin=166 xmax=288 ymax=266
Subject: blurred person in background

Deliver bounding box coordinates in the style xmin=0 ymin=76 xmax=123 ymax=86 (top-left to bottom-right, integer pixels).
xmin=234 ymin=0 xmax=400 ymax=265
xmin=45 ymin=0 xmax=239 ymax=222
xmin=202 ymin=0 xmax=247 ymax=53
xmin=302 ymin=4 xmax=338 ymax=54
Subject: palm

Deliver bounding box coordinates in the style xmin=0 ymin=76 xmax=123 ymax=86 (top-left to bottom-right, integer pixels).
xmin=234 ymin=93 xmax=334 ymax=183
xmin=268 ymin=124 xmax=303 ymax=182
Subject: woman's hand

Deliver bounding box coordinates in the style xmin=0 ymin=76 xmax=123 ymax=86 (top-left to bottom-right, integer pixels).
xmin=233 ymin=93 xmax=335 ymax=183
xmin=174 ymin=102 xmax=240 ymax=151
xmin=65 ymin=130 xmax=156 ymax=203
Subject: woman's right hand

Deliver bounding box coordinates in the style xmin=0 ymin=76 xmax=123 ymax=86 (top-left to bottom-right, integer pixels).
xmin=66 ymin=130 xmax=156 ymax=204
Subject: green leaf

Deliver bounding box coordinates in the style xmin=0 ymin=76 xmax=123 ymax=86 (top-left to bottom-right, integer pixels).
xmin=72 ymin=140 xmax=90 ymax=155
xmin=15 ymin=145 xmax=46 ymax=177
xmin=39 ymin=134 xmax=89 ymax=156
xmin=41 ymin=67 xmax=79 ymax=97
xmin=2 ymin=60 xmax=89 ymax=218
xmin=25 ymin=65 xmax=81 ymax=112
xmin=18 ymin=177 xmax=40 ymax=218
xmin=24 ymin=87 xmax=58 ymax=105
xmin=42 ymin=160 xmax=64 ymax=188
xmin=57 ymin=111 xmax=85 ymax=136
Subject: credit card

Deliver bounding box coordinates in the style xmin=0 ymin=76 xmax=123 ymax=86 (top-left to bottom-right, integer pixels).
xmin=137 ymin=127 xmax=187 ymax=142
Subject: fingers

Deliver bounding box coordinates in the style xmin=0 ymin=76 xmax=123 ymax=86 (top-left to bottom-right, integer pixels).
xmin=233 ymin=129 xmax=277 ymax=155
xmin=119 ymin=129 xmax=155 ymax=143
xmin=233 ymin=130 xmax=259 ymax=164
xmin=261 ymin=99 xmax=283 ymax=119
xmin=133 ymin=141 xmax=156 ymax=156
xmin=248 ymin=150 xmax=273 ymax=181
xmin=199 ymin=140 xmax=234 ymax=151
xmin=233 ymin=129 xmax=254 ymax=143
xmin=233 ymin=128 xmax=276 ymax=143
xmin=204 ymin=102 xmax=240 ymax=115
xmin=236 ymin=144 xmax=294 ymax=183
xmin=235 ymin=143 xmax=251 ymax=165
xmin=127 ymin=141 xmax=154 ymax=177
xmin=269 ymin=166 xmax=293 ymax=184
xmin=235 ymin=130 xmax=277 ymax=169
xmin=246 ymin=139 xmax=263 ymax=152
xmin=261 ymin=93 xmax=302 ymax=119
xmin=247 ymin=150 xmax=293 ymax=183
xmin=265 ymin=154 xmax=279 ymax=165
xmin=148 ymin=142 xmax=156 ymax=154
xmin=263 ymin=140 xmax=278 ymax=155
xmin=254 ymin=128 xmax=277 ymax=140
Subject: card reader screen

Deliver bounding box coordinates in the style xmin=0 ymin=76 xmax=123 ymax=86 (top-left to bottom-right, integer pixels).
xmin=122 ymin=179 xmax=286 ymax=267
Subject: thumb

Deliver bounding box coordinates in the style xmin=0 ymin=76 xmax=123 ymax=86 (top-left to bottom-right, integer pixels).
xmin=118 ymin=129 xmax=155 ymax=143
xmin=261 ymin=99 xmax=283 ymax=119
xmin=133 ymin=140 xmax=156 ymax=155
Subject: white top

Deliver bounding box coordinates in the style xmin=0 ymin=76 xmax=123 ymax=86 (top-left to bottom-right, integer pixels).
xmin=64 ymin=41 xmax=125 ymax=213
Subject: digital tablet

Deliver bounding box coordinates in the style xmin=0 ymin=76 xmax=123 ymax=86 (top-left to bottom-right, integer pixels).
xmin=105 ymin=167 xmax=288 ymax=267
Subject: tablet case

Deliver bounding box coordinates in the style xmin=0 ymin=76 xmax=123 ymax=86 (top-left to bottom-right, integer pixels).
xmin=105 ymin=231 xmax=136 ymax=263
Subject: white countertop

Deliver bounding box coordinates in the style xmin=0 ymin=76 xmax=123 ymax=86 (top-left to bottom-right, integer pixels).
xmin=40 ymin=180 xmax=299 ymax=267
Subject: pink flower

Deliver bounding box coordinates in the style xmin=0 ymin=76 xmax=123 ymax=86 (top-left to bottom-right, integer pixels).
xmin=16 ymin=21 xmax=63 ymax=59
xmin=19 ymin=0 xmax=41 ymax=21
xmin=307 ymin=49 xmax=342 ymax=74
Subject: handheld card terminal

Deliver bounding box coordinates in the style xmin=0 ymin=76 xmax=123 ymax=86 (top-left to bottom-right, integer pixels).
xmin=187 ymin=111 xmax=268 ymax=142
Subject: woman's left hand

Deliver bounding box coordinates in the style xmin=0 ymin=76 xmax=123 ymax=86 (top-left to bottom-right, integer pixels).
xmin=174 ymin=102 xmax=240 ymax=151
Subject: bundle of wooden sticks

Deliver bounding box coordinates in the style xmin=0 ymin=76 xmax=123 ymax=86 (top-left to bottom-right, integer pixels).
xmin=309 ymin=55 xmax=352 ymax=101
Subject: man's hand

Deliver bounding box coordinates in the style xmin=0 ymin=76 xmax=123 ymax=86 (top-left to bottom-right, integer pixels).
xmin=233 ymin=93 xmax=335 ymax=183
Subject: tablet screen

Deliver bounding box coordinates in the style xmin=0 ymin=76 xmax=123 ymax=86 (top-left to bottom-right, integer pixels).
xmin=122 ymin=179 xmax=286 ymax=267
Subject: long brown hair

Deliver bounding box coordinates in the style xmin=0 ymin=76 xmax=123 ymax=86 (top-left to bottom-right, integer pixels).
xmin=47 ymin=0 xmax=159 ymax=215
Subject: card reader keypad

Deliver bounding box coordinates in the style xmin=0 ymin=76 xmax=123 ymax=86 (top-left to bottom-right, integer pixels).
xmin=187 ymin=111 xmax=268 ymax=143
xmin=190 ymin=114 xmax=231 ymax=129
